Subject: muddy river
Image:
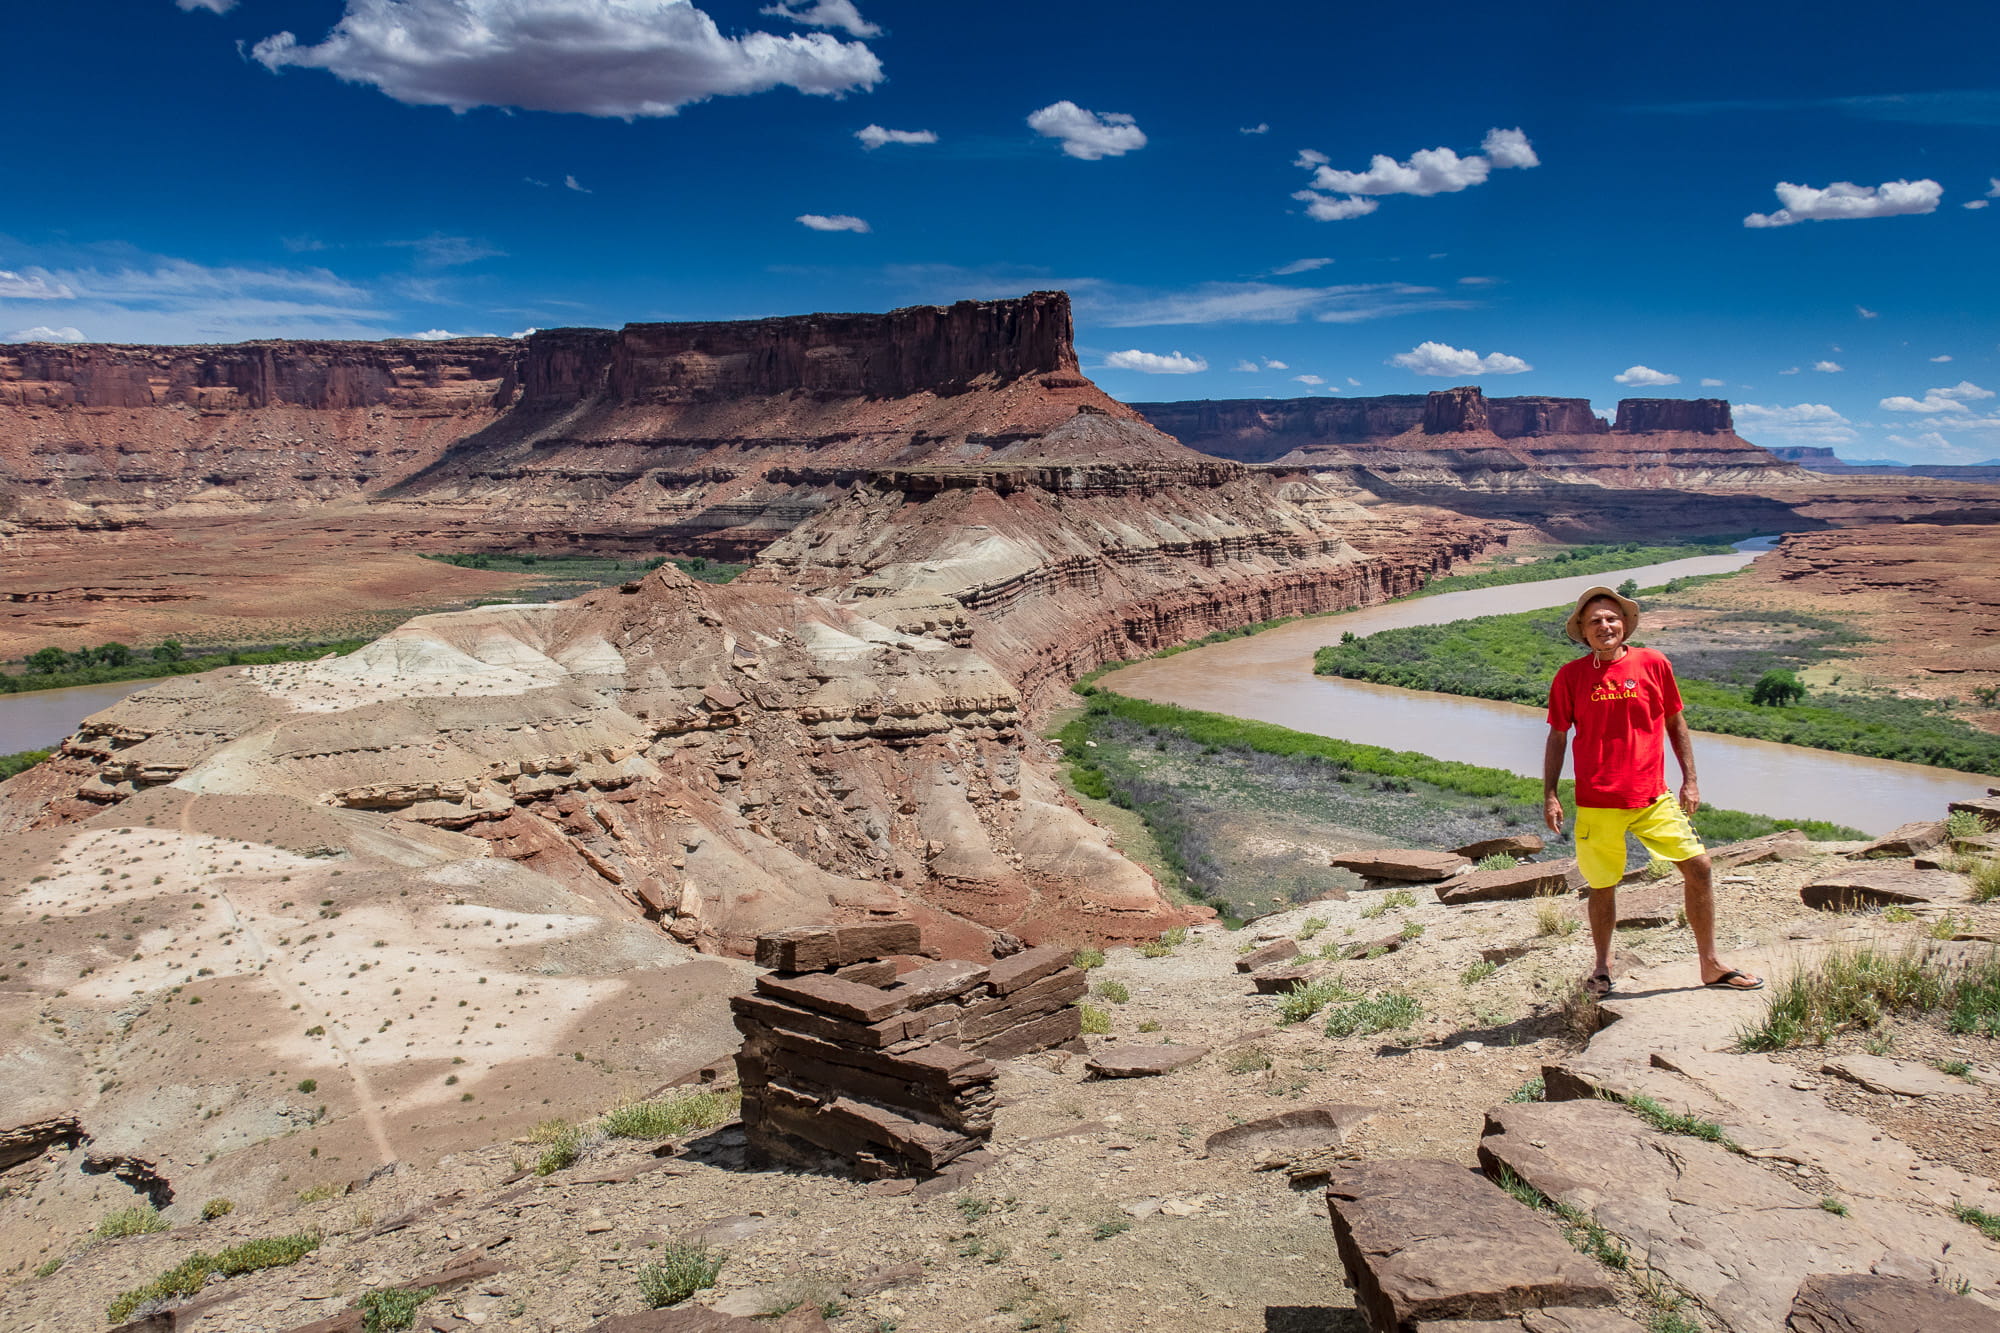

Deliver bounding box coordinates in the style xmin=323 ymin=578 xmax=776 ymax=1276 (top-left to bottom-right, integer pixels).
xmin=0 ymin=679 xmax=155 ymax=755
xmin=1097 ymin=542 xmax=1993 ymax=836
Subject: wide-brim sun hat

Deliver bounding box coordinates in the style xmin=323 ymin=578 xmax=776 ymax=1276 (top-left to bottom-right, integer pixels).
xmin=1565 ymin=585 xmax=1641 ymax=645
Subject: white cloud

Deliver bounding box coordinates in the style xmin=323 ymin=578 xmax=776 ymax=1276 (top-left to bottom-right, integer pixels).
xmin=511 ymin=327 xmax=540 ymax=339
xmin=1857 ymin=305 xmax=1879 ymax=318
xmin=565 ymin=174 xmax=591 ymax=193
xmin=1614 ymin=365 xmax=1680 ymax=386
xmin=1292 ymin=127 xmax=1536 ymax=223
xmin=1090 ymin=280 xmax=1472 ymax=327
xmin=760 ymin=0 xmax=878 ymax=37
xmin=1931 ymin=354 xmax=1954 ymax=362
xmin=1104 ymin=348 xmax=1207 ymax=374
xmin=796 ymin=213 xmax=870 ymax=232
xmin=1779 ymin=366 xmax=1801 ymax=375
xmin=175 ymin=0 xmax=236 ymax=11
xmin=1264 ymin=358 xmax=1288 ymax=370
xmin=1271 ymin=257 xmax=1333 ymax=275
xmin=1291 ymin=192 xmax=1379 ymax=222
xmin=1884 ymin=431 xmax=1993 ymax=463
xmin=1967 ymin=200 xmax=1991 ymax=211
xmin=1239 ymin=123 xmax=1269 ymax=135
xmin=1744 ymin=178 xmax=1943 ymax=228
xmin=1232 ymin=359 xmax=1259 ymax=372
xmin=408 ymin=328 xmax=495 ymax=340
xmin=1457 ymin=275 xmax=1499 ymax=286
xmin=1700 ymin=377 xmax=1726 ymax=387
xmin=1881 ymin=380 xmax=1994 ymax=413
xmin=388 ymin=234 xmax=504 ymax=266
xmin=1346 ymin=376 xmax=1361 ymax=386
xmin=1480 ymin=127 xmax=1540 ymax=169
xmin=1735 ymin=402 xmax=1858 ymax=447
xmin=1989 ymin=178 xmax=2000 ymax=197
xmin=1292 ymin=373 xmax=1325 ymax=385
xmin=0 ymin=269 xmax=77 ymax=300
xmin=856 ymin=124 xmax=936 ymax=149
xmin=1813 ymin=360 xmax=1844 ymax=373
xmin=252 ymin=0 xmax=883 ymax=119
xmin=5 ymin=325 xmax=87 ymax=343
xmin=1027 ymin=101 xmax=1146 ymax=160
xmin=1391 ymin=341 xmax=1532 ymax=376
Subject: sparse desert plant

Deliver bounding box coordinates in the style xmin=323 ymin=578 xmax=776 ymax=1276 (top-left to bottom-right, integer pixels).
xmin=1322 ymin=992 xmax=1420 ymax=1037
xmin=1296 ymin=916 xmax=1328 ymax=941
xmin=1136 ymin=941 xmax=1173 ymax=958
xmin=1882 ymin=905 xmax=1917 ymax=924
xmin=1820 ymin=1196 xmax=1849 ymax=1216
xmin=1090 ymin=1218 xmax=1132 ymax=1241
xmin=95 ymin=1205 xmax=170 ymax=1239
xmin=1459 ymin=960 xmax=1498 ymax=984
xmin=1091 ymin=979 xmax=1130 ymax=1003
xmin=33 ymin=1257 xmax=62 ymax=1278
xmin=296 ymin=1078 xmax=317 ymax=1093
xmin=1383 ymin=889 xmax=1417 ymax=910
xmin=1076 ymin=1003 xmax=1112 ymax=1035
xmin=1535 ymin=893 xmax=1579 ymax=938
xmin=1953 ymin=1203 xmax=2000 ymax=1241
xmin=199 ymin=1198 xmax=234 ymax=1221
xmin=1559 ymin=978 xmax=1603 ymax=1040
xmin=295 ymin=1181 xmax=344 ymax=1203
xmin=1072 ymin=948 xmax=1107 ymax=970
xmin=1275 ymin=976 xmax=1357 ymax=1025
xmin=534 ymin=1121 xmax=590 ymax=1176
xmin=1624 ymin=1093 xmax=1739 ymax=1150
xmin=637 ymin=1240 xmax=724 ymax=1307
xmin=1945 ymin=809 xmax=1991 ymax=838
xmin=1738 ymin=942 xmax=2000 ymax=1047
xmin=1399 ymin=920 xmax=1424 ymax=941
xmin=601 ymin=1089 xmax=738 ymax=1140
xmin=1136 ymin=1019 xmax=1160 ymax=1032
xmin=1507 ymin=1075 xmax=1545 ymax=1103
xmin=358 ymin=1284 xmax=436 ymax=1333
xmin=1928 ymin=914 xmax=1968 ymax=940
xmin=1971 ymin=859 xmax=2000 ymax=905
xmin=1158 ymin=926 xmax=1188 ymax=947
xmin=1644 ymin=854 xmax=1675 ymax=881
xmin=1937 ymin=1058 xmax=1973 ymax=1079
xmin=1476 ymin=853 xmax=1519 ymax=871
xmin=105 ymin=1232 xmax=320 ymax=1323
xmin=1224 ymin=1045 xmax=1273 ymax=1074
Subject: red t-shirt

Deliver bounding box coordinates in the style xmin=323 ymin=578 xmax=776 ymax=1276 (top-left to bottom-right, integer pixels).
xmin=1547 ymin=645 xmax=1684 ymax=809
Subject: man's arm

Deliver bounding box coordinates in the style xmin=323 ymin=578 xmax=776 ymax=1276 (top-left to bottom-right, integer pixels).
xmin=1665 ymin=709 xmax=1700 ymax=815
xmin=1542 ymin=727 xmax=1568 ymax=834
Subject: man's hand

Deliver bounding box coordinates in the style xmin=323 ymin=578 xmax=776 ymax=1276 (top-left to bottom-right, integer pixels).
xmin=1543 ymin=794 xmax=1565 ymax=834
xmin=1678 ymin=780 xmax=1701 ymax=816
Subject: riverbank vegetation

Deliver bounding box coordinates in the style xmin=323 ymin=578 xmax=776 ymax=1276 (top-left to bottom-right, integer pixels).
xmin=1420 ymin=542 xmax=1732 ymax=596
xmin=1 ymin=638 xmax=370 ymax=696
xmin=1314 ymin=600 xmax=2000 ymax=776
xmin=1 ymin=749 xmax=50 ymax=779
xmin=1056 ymin=691 xmax=1860 ymax=920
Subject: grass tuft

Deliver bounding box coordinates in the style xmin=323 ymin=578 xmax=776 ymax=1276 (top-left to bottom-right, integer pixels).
xmin=1076 ymin=1003 xmax=1112 ymax=1035
xmin=1507 ymin=1075 xmax=1545 ymax=1103
xmin=1296 ymin=916 xmax=1328 ymax=941
xmin=1820 ymin=1196 xmax=1849 ymax=1216
xmin=1953 ymin=1203 xmax=2000 ymax=1241
xmin=358 ymin=1285 xmax=435 ymax=1333
xmin=1476 ymin=853 xmax=1519 ymax=871
xmin=1322 ymin=992 xmax=1420 ymax=1037
xmin=1736 ymin=942 xmax=2000 ymax=1049
xmin=1535 ymin=893 xmax=1579 ymax=938
xmin=637 ymin=1240 xmax=724 ymax=1307
xmin=1460 ymin=960 xmax=1498 ymax=984
xmin=600 ymin=1089 xmax=738 ymax=1140
xmin=1276 ymin=977 xmax=1358 ymax=1025
xmin=95 ymin=1205 xmax=171 ymax=1240
xmin=1091 ymin=979 xmax=1131 ymax=1004
xmin=1623 ymin=1093 xmax=1740 ymax=1151
xmin=1072 ymin=948 xmax=1107 ymax=970
xmin=105 ymin=1232 xmax=320 ymax=1324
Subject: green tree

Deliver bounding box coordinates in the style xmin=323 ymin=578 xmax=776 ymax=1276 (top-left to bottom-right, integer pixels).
xmin=152 ymin=640 xmax=185 ymax=663
xmin=1750 ymin=669 xmax=1806 ymax=707
xmin=26 ymin=646 xmax=69 ymax=674
xmin=1616 ymin=578 xmax=1640 ymax=598
xmin=96 ymin=642 xmax=134 ymax=668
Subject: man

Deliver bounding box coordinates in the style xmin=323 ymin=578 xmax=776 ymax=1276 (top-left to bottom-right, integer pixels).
xmin=1543 ymin=585 xmax=1763 ymax=997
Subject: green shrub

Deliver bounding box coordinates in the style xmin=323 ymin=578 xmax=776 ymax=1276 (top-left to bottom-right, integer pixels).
xmin=105 ymin=1232 xmax=320 ymax=1323
xmin=1076 ymin=1003 xmax=1112 ymax=1035
xmin=33 ymin=1257 xmax=62 ymax=1278
xmin=1971 ymin=859 xmax=2000 ymax=905
xmin=1737 ymin=943 xmax=2000 ymax=1049
xmin=1475 ymin=853 xmax=1519 ymax=871
xmin=1091 ymin=979 xmax=1130 ymax=1004
xmin=95 ymin=1205 xmax=170 ymax=1239
xmin=600 ymin=1090 xmax=738 ymax=1140
xmin=296 ymin=1078 xmax=317 ymax=1093
xmin=1275 ymin=977 xmax=1357 ymax=1025
xmin=295 ymin=1182 xmax=343 ymax=1203
xmin=1953 ymin=1203 xmax=2000 ymax=1241
xmin=637 ymin=1241 xmax=724 ymax=1307
xmin=1136 ymin=941 xmax=1173 ymax=958
xmin=1944 ymin=809 xmax=1988 ymax=838
xmin=1323 ymin=993 xmax=1421 ymax=1037
xmin=1507 ymin=1075 xmax=1545 ymax=1103
xmin=1296 ymin=916 xmax=1328 ymax=941
xmin=1158 ymin=926 xmax=1188 ymax=947
xmin=199 ymin=1198 xmax=234 ymax=1221
xmin=1459 ymin=961 xmax=1498 ymax=984
xmin=1072 ymin=948 xmax=1106 ymax=970
xmin=358 ymin=1285 xmax=436 ymax=1333
xmin=535 ymin=1122 xmax=587 ymax=1176
xmin=1091 ymin=1218 xmax=1132 ymax=1241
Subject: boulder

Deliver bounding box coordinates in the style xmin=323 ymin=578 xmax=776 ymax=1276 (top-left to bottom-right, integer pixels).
xmin=1322 ymin=1158 xmax=1614 ymax=1331
xmin=1819 ymin=1054 xmax=1979 ymax=1098
xmin=1340 ymin=933 xmax=1407 ymax=961
xmin=1847 ymin=821 xmax=1948 ymax=860
xmin=1235 ymin=938 xmax=1301 ymax=972
xmin=1436 ymin=860 xmax=1577 ymax=904
xmin=1204 ymin=1104 xmax=1376 ymax=1158
xmin=1328 ymin=849 xmax=1471 ymax=882
xmin=1946 ymin=795 xmax=2000 ymax=826
xmin=1786 ymin=1272 xmax=2000 ymax=1333
xmin=1452 ymin=834 xmax=1546 ymax=861
xmin=1085 ymin=1045 xmax=1208 ymax=1078
xmin=1800 ymin=863 xmax=1972 ymax=912
xmin=1407 ymin=1313 xmax=1647 ymax=1332
xmin=754 ymin=921 xmax=922 ymax=972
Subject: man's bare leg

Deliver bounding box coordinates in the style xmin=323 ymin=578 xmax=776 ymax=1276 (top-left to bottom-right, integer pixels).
xmin=1586 ymin=886 xmax=1617 ymax=991
xmin=1677 ymin=852 xmax=1762 ymax=988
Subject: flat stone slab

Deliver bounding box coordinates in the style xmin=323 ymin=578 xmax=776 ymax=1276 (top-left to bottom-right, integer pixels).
xmin=1565 ymin=880 xmax=1678 ymax=929
xmin=1848 ymin=820 xmax=1948 ymax=859
xmin=1821 ymin=1054 xmax=1980 ymax=1098
xmin=1085 ymin=1044 xmax=1207 ymax=1078
xmin=1709 ymin=828 xmax=1810 ymax=868
xmin=1452 ymin=833 xmax=1546 ymax=860
xmin=1323 ymin=1158 xmax=1615 ymax=1331
xmin=1436 ymin=859 xmax=1577 ymax=904
xmin=1339 ymin=932 xmax=1406 ymax=961
xmin=1801 ymin=863 xmax=1972 ymax=911
xmin=1409 ymin=1312 xmax=1647 ymax=1332
xmin=1787 ymin=1272 xmax=2000 ymax=1333
xmin=1235 ymin=938 xmax=1300 ymax=972
xmin=1251 ymin=965 xmax=1316 ymax=994
xmin=1946 ymin=795 xmax=2000 ymax=825
xmin=1204 ymin=1103 xmax=1376 ymax=1158
xmin=1328 ymin=848 xmax=1471 ymax=881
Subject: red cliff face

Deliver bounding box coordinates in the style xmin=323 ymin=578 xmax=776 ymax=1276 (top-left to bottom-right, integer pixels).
xmin=1125 ymin=397 xmax=1429 ymax=462
xmin=1488 ymin=396 xmax=1608 ymax=437
xmin=1613 ymin=398 xmax=1733 ymax=434
xmin=1421 ymin=385 xmax=1492 ymax=435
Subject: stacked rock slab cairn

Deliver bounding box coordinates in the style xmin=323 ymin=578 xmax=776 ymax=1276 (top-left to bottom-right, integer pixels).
xmin=733 ymin=923 xmax=1086 ymax=1179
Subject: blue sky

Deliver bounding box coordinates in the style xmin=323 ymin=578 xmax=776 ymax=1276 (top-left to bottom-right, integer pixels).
xmin=4 ymin=0 xmax=1997 ymax=463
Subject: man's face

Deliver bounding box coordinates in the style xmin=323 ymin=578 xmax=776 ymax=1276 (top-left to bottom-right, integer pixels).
xmin=1582 ymin=599 xmax=1628 ymax=652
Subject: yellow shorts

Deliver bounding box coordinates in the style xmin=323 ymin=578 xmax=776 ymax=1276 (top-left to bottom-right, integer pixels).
xmin=1574 ymin=793 xmax=1704 ymax=890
